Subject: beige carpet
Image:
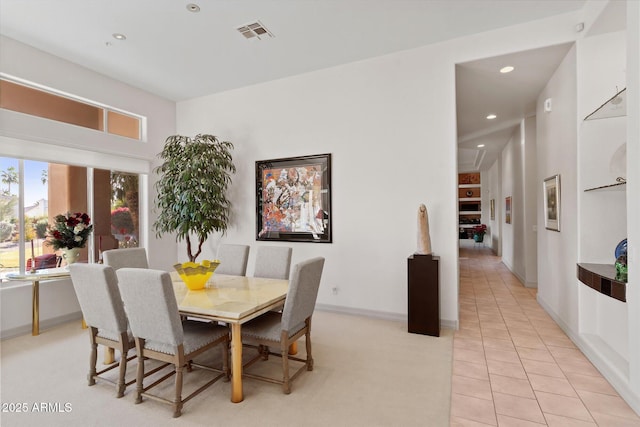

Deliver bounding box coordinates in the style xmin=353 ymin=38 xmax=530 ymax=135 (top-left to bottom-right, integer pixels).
xmin=0 ymin=310 xmax=452 ymax=427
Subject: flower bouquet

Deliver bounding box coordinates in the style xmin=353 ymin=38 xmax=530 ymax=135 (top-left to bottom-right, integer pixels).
xmin=46 ymin=212 xmax=93 ymax=250
xmin=472 ymin=224 xmax=487 ymax=242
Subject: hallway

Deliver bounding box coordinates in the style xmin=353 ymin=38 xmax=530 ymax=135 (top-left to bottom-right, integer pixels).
xmin=450 ymin=246 xmax=640 ymax=426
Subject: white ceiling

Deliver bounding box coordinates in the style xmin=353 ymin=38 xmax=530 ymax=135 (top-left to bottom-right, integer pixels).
xmin=456 ymin=0 xmax=626 ymax=172
xmin=0 ymin=0 xmax=598 ymax=172
xmin=456 ymin=43 xmax=575 ymax=172
xmin=0 ymin=0 xmax=587 ymax=101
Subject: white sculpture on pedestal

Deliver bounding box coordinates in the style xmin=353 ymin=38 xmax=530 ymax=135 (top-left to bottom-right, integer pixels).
xmin=417 ymin=203 xmax=432 ymax=255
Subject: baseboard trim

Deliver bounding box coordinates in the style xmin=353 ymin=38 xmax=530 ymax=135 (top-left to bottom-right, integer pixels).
xmin=536 ymin=295 xmax=640 ymax=416
xmin=500 ymin=260 xmax=526 ymax=285
xmin=441 ymin=319 xmax=459 ymax=330
xmin=0 ymin=311 xmax=83 ymax=340
xmin=316 ymin=303 xmax=405 ymax=321
xmin=315 ymin=304 xmax=458 ymax=331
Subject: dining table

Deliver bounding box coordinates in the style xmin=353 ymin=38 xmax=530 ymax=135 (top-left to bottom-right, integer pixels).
xmin=171 ymin=272 xmax=289 ymax=403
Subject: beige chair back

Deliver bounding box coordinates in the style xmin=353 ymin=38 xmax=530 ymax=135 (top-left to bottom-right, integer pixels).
xmin=215 ymin=244 xmax=250 ymax=276
xmin=103 ymin=247 xmax=149 ymax=270
xmin=253 ymin=246 xmax=293 ymax=280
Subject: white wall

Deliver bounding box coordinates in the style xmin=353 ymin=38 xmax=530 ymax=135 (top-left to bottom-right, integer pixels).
xmin=500 ymin=125 xmax=525 ymax=282
xmin=626 ymin=0 xmax=640 ymax=402
xmin=0 ymin=36 xmax=177 ymax=338
xmin=177 ymin=47 xmax=460 ymax=323
xmin=523 ymin=116 xmax=538 ymax=286
xmin=578 ymin=31 xmax=627 ymax=263
xmin=479 ymin=170 xmax=491 ymax=243
xmin=486 ymin=159 xmax=501 ymax=254
xmin=177 ymin=13 xmax=583 ymax=326
xmin=536 ymin=44 xmax=579 ymax=331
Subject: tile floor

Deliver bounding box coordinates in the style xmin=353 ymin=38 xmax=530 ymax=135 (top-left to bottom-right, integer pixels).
xmin=450 ymin=245 xmax=640 ymax=426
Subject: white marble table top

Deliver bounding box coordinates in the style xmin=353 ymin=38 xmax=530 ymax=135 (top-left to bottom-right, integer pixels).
xmin=171 ymin=272 xmax=289 ymax=323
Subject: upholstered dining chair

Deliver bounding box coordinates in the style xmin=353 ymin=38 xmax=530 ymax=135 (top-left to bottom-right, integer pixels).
xmin=69 ymin=263 xmax=135 ymax=398
xmin=241 ymin=257 xmax=325 ymax=394
xmin=116 ymin=268 xmax=230 ymax=418
xmin=102 ymin=247 xmax=149 ymax=270
xmin=214 ymin=244 xmax=250 ymax=276
xmin=253 ymin=246 xmax=293 ymax=280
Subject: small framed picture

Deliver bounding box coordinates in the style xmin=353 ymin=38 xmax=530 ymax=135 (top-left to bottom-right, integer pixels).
xmin=490 ymin=199 xmax=495 ymax=220
xmin=505 ymin=196 xmax=512 ymax=224
xmin=544 ymin=174 xmax=561 ymax=232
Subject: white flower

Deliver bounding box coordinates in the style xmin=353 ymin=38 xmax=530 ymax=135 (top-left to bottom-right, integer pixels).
xmin=74 ymin=235 xmax=83 ymax=242
xmin=74 ymin=224 xmax=85 ymax=234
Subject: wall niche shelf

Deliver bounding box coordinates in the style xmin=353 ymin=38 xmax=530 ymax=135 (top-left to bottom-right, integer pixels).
xmin=577 ymin=263 xmax=626 ymax=303
xmin=584 ymin=87 xmax=626 ymax=121
xmin=584 ymin=180 xmax=627 ymax=192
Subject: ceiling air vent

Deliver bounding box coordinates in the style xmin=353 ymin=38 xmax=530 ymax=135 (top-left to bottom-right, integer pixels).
xmin=237 ymin=21 xmax=274 ymax=40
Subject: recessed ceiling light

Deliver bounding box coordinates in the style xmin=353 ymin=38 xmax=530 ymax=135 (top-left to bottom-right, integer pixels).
xmin=112 ymin=33 xmax=126 ymax=41
xmin=477 ymin=144 xmax=485 ymax=148
xmin=186 ymin=3 xmax=200 ymax=12
xmin=500 ymin=66 xmax=514 ymax=73
xmin=486 ymin=114 xmax=497 ymax=120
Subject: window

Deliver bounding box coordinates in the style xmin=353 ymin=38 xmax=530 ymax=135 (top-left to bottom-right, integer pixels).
xmin=0 ymin=79 xmax=142 ymax=140
xmin=0 ymin=157 xmax=140 ymax=279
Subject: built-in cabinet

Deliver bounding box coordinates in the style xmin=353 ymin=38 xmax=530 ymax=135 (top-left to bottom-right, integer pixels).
xmin=458 ymin=172 xmax=481 ymax=239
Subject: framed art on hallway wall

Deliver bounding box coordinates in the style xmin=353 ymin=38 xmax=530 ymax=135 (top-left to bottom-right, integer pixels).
xmin=505 ymin=196 xmax=512 ymax=224
xmin=255 ymin=153 xmax=332 ymax=243
xmin=543 ymin=174 xmax=560 ymax=232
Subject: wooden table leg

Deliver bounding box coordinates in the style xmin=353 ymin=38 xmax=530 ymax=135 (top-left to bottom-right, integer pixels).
xmin=32 ymin=280 xmax=40 ymax=336
xmin=230 ymin=323 xmax=243 ymax=403
xmin=104 ymin=347 xmax=115 ymax=365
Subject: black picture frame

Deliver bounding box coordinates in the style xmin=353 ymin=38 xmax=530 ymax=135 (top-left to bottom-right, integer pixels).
xmin=256 ymin=153 xmax=332 ymax=243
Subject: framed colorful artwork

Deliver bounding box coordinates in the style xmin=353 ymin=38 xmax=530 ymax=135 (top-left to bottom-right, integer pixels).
xmin=543 ymin=174 xmax=561 ymax=231
xmin=255 ymin=153 xmax=332 ymax=243
xmin=505 ymin=196 xmax=512 ymax=224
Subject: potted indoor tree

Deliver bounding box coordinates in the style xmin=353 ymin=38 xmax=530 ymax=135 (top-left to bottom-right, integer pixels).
xmin=153 ymin=134 xmax=236 ymax=289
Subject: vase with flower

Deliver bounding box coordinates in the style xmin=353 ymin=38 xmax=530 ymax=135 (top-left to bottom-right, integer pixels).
xmin=472 ymin=224 xmax=487 ymax=243
xmin=45 ymin=212 xmax=94 ymax=265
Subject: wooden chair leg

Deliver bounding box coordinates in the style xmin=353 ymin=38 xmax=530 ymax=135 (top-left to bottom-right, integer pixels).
xmin=116 ymin=349 xmax=127 ymax=398
xmin=259 ymin=344 xmax=270 ymax=360
xmin=173 ymin=364 xmax=184 ymax=418
xmin=135 ymin=340 xmax=145 ymax=404
xmin=281 ymin=343 xmax=291 ymax=394
xmin=305 ymin=330 xmax=314 ymax=371
xmin=88 ymin=340 xmax=98 ymax=386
